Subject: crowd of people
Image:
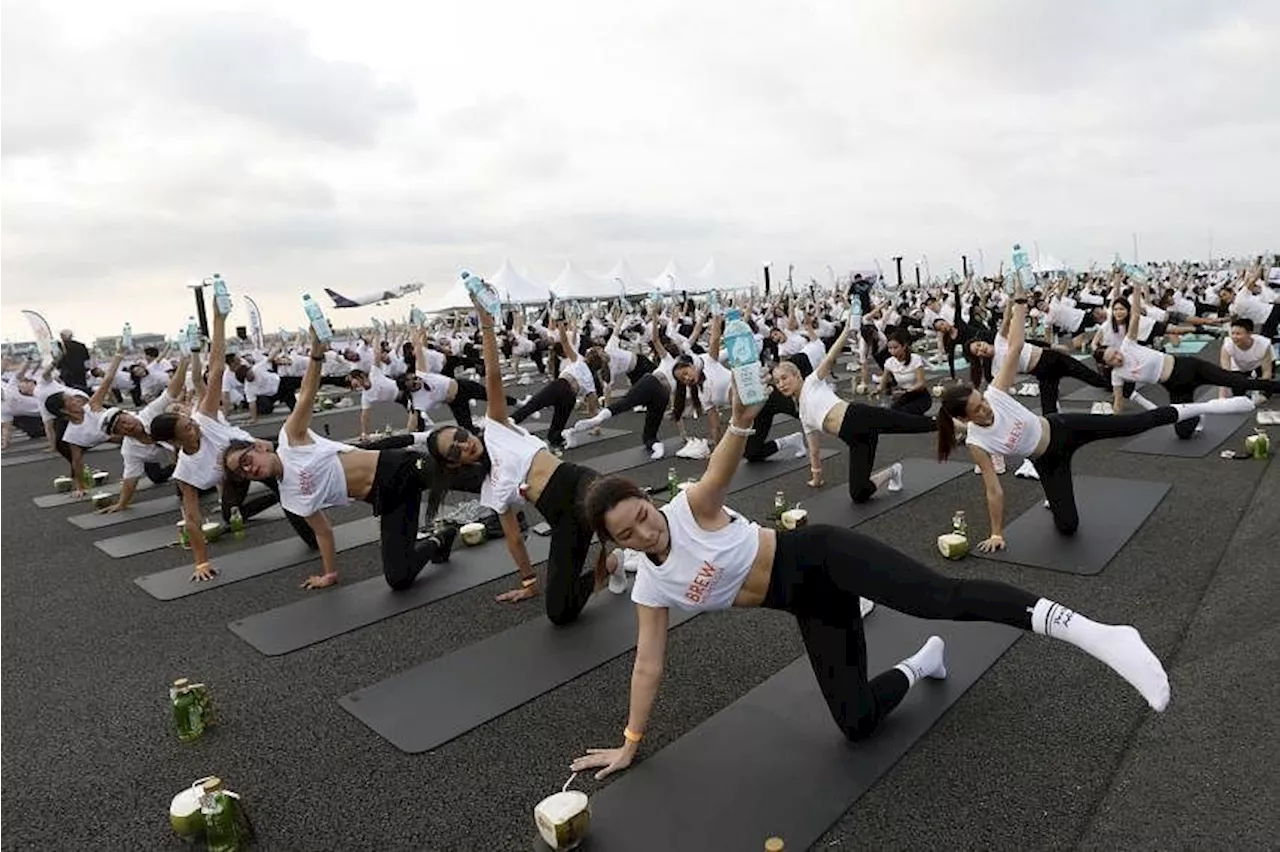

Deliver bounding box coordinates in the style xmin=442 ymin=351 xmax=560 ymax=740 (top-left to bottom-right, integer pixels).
xmin=3 ymin=254 xmax=1277 ymax=775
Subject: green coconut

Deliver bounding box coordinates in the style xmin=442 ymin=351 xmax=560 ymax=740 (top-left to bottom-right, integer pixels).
xmin=534 ymin=790 xmax=591 ymax=850
xmin=92 ymin=470 xmax=110 ymax=485
xmin=169 ymin=785 xmax=205 ymax=839
xmin=937 ymin=533 xmax=969 ymax=560
xmin=54 ymin=476 xmax=73 ymax=493
xmin=91 ymin=493 xmax=114 ymax=510
xmin=202 ymin=521 xmax=224 ymax=542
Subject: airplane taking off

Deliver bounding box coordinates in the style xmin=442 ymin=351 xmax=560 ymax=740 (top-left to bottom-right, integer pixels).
xmin=325 ymin=282 xmax=424 ymax=308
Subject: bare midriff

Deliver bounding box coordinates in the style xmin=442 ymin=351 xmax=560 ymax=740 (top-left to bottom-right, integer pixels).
xmin=338 ymin=449 xmax=381 ymax=501
xmin=732 ymin=527 xmax=778 ymax=608
xmin=518 ymin=449 xmax=563 ymax=505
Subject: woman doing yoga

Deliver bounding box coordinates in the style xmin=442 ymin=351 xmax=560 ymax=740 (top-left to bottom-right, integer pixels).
xmin=222 ymin=330 xmax=468 ymax=591
xmin=569 ymin=374 xmax=1170 ymax=781
xmin=774 ymin=319 xmax=934 ymax=497
xmin=938 ymin=279 xmax=1255 ymax=551
xmin=424 ymin=291 xmax=619 ymax=623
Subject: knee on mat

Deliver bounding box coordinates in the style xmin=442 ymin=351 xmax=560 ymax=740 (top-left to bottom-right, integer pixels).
xmin=837 ymin=713 xmax=880 ymax=742
xmin=850 ymin=484 xmax=876 ymax=504
xmin=546 ymin=603 xmax=580 ymax=627
xmin=386 ymin=576 xmax=415 ymax=592
xmin=1174 ymin=420 xmax=1198 ymax=439
xmin=1054 ymin=515 xmax=1080 ymax=536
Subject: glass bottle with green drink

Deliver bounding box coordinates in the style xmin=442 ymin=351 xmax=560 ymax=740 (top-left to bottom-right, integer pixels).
xmin=667 ymin=467 xmax=680 ymax=499
xmin=773 ymin=490 xmax=787 ymax=524
xmin=199 ymin=777 xmax=241 ymax=852
xmin=80 ymin=463 xmax=94 ymax=490
xmin=229 ymin=506 xmax=245 ymax=538
xmin=170 ymin=679 xmax=205 ymax=742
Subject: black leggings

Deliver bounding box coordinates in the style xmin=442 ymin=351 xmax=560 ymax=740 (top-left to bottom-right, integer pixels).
xmin=627 ymin=353 xmax=657 ymax=385
xmin=1033 ymin=408 xmax=1178 ymax=534
xmin=838 ymin=404 xmax=935 ymax=503
xmin=513 ymin=377 xmax=576 ymax=448
xmin=1156 ymin=357 xmax=1278 ymax=438
xmin=221 ymin=477 xmax=318 ymax=550
xmin=143 ymin=461 xmax=175 ymax=484
xmin=765 ymin=525 xmax=1037 ymax=741
xmin=603 ymin=374 xmax=669 ymax=450
xmin=11 ymin=415 xmax=45 ymax=440
xmin=534 ymin=462 xmax=599 ymax=625
xmin=1030 ymin=348 xmax=1111 ymax=415
xmin=744 ymin=389 xmax=800 ymax=461
xmin=890 ymin=388 xmax=931 ymax=416
xmin=446 ymin=378 xmax=515 ymax=433
xmin=363 ymin=448 xmax=448 ymax=591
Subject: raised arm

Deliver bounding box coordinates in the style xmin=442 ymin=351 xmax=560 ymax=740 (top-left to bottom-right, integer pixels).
xmin=993 ymin=282 xmax=1029 ymax=392
xmin=199 ymin=309 xmax=228 ymax=417
xmin=284 ymin=331 xmax=326 ymax=444
xmin=1126 ymin=286 xmax=1144 ymax=340
xmin=166 ymin=355 xmax=189 ymax=399
xmin=814 ymin=319 xmax=853 ymax=381
xmin=685 ymin=375 xmax=763 ymax=525
xmin=89 ymin=353 xmax=125 ymax=410
xmin=471 ymin=293 xmax=509 ymax=423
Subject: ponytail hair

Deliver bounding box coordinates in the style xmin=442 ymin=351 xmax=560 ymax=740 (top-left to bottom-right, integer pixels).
xmin=936 ymin=384 xmax=974 ymax=461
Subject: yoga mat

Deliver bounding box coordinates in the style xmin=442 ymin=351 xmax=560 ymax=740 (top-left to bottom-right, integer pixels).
xmin=565 ymin=426 xmax=630 ymax=449
xmin=338 ymin=449 xmax=837 ymax=750
xmin=340 ymin=591 xmax=699 ymax=753
xmin=229 ymin=535 xmax=553 ymax=657
xmin=34 ymin=478 xmax=155 ymax=509
xmin=95 ymin=506 xmax=285 ymax=558
xmin=975 ymin=476 xmax=1170 ymax=575
xmin=133 ymin=516 xmax=380 ymax=600
xmin=68 ymin=482 xmax=269 ymax=530
xmin=1120 ymin=411 xmax=1251 ymax=458
xmin=1061 ymin=386 xmax=1112 ymax=404
xmin=2 ymin=442 xmax=114 ymax=468
xmin=795 ymin=460 xmax=971 ymax=527
xmin=571 ymin=610 xmax=1020 ymax=852
xmin=1164 ymin=339 xmax=1210 ymax=355
xmin=719 ymin=447 xmax=839 ymax=492
xmin=585 ymin=439 xmax=684 ymax=476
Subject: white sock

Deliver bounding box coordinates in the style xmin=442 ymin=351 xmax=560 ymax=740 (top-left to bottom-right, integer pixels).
xmin=1129 ymin=392 xmax=1158 ymax=411
xmin=1173 ymin=396 xmax=1254 ymax=421
xmin=775 ymin=431 xmax=804 ymax=455
xmin=1030 ymin=599 xmax=1170 ymax=712
xmin=895 ymin=636 xmax=947 ymax=687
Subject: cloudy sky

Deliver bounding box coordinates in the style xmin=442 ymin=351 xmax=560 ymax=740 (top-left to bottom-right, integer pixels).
xmin=3 ymin=0 xmax=1277 ymax=342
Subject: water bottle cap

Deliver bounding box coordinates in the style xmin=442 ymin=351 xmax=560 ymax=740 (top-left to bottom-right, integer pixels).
xmin=202 ymin=778 xmax=224 ymax=793
xmin=460 ymin=270 xmax=472 ymax=280
xmin=173 ymin=678 xmax=189 ymax=688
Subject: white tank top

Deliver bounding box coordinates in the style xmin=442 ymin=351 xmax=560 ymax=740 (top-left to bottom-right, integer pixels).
xmin=277 ymin=427 xmax=355 ymax=516
xmin=174 ymin=412 xmax=254 ymax=490
xmin=630 ymin=492 xmax=759 ymax=612
xmin=798 ymin=373 xmax=841 ymax=434
xmin=965 ymin=386 xmax=1044 ymax=458
xmin=478 ymin=420 xmax=547 ymax=513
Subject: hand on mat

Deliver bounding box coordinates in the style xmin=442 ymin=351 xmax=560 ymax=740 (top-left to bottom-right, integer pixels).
xmin=72 ymin=486 xmax=86 ymax=499
xmin=571 ymin=746 xmax=634 ymax=781
xmin=98 ymin=501 xmax=125 ymax=514
xmin=977 ymin=534 xmax=1006 ymax=553
xmin=301 ymin=572 xmax=338 ymax=590
xmin=495 ymin=583 xmax=537 ymax=603
xmin=191 ymin=562 xmax=218 ymax=582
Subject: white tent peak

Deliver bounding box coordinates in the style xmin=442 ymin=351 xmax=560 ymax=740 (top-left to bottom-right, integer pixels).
xmin=490 ymin=259 xmax=550 ymax=305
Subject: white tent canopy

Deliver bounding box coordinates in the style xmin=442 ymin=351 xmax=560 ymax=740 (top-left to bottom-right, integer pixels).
xmin=649 ymin=260 xmax=690 ymax=294
xmin=549 ymin=261 xmax=613 ymax=300
xmin=689 ymin=258 xmax=744 ymax=294
xmin=602 ymin=259 xmax=645 ymax=297
xmin=491 ymin=259 xmax=550 ymax=305
xmin=420 ymin=277 xmax=471 ymax=313
xmin=1033 ymin=254 xmax=1070 ymax=274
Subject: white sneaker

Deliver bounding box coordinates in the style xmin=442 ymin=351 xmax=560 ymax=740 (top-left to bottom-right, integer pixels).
xmin=607 ymin=568 xmax=629 ymax=594
xmin=992 ymin=454 xmax=1006 ymax=475
xmin=775 ymin=431 xmax=806 ymax=458
xmin=887 ymin=462 xmax=903 ymax=492
xmin=1014 ymin=459 xmax=1040 ymax=480
xmin=691 ymin=438 xmax=711 ymax=459
xmin=675 ymin=439 xmax=700 ymax=459
xmin=860 ymin=598 xmax=875 ymax=618
xmin=1043 ymin=499 xmax=1051 ymax=509
xmin=974 ymin=464 xmax=983 ymax=475
xmin=633 ymin=406 xmax=647 ymax=413
xmin=564 ymin=431 xmax=580 ymax=449
xmin=649 ymin=442 xmax=666 ymax=460
xmin=621 ymin=549 xmax=643 ymax=574
xmin=517 ymin=376 xmax=530 ymax=386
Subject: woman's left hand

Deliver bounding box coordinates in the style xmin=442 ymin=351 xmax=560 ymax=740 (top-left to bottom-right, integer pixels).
xmin=570 ymin=746 xmax=634 ymax=781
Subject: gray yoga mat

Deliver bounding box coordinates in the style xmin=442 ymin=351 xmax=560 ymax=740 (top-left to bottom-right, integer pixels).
xmin=1061 ymin=385 xmax=1113 ymax=405
xmin=1120 ymin=411 xmax=1251 ymax=458
xmin=96 ymin=505 xmax=286 ymax=559
xmin=794 ymin=460 xmax=971 ymax=527
xmin=587 ymin=438 xmax=685 ymax=476
xmin=572 ymin=612 xmax=1020 ymax=851
xmin=341 ymin=591 xmax=699 ymax=753
xmin=68 ymin=482 xmax=269 ymax=530
xmin=229 ymin=535 xmax=554 ymax=657
xmin=2 ymin=442 xmax=114 ymax=468
xmin=975 ymin=476 xmax=1170 ymax=575
xmin=134 ymin=516 xmax=381 ymax=601
xmin=34 ymin=478 xmax=154 ymax=509
xmin=337 ymin=448 xmax=839 ymax=751
xmin=565 ymin=426 xmax=630 ymax=449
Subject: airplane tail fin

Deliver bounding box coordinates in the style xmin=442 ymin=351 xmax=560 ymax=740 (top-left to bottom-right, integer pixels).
xmin=325 ymin=288 xmax=361 ymax=309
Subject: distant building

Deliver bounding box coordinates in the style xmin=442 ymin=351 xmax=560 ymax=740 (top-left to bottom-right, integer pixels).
xmin=93 ymin=332 xmax=168 ymax=356
xmin=1 ymin=340 xmax=40 ymax=360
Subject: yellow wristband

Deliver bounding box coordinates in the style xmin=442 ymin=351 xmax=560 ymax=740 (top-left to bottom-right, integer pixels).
xmin=623 ymin=727 xmax=643 ymax=743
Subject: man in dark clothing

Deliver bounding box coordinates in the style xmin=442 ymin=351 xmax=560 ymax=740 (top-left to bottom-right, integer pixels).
xmin=56 ymin=329 xmax=92 ymax=393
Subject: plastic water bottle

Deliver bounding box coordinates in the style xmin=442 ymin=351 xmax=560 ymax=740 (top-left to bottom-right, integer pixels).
xmin=1011 ymin=244 xmax=1035 ymax=292
xmin=409 ymin=305 xmax=426 ymax=326
xmin=185 ymin=316 xmax=201 ymax=351
xmin=302 ymin=294 xmax=333 ymax=343
xmin=210 ymin=274 xmax=232 ymax=316
xmin=462 ymin=270 xmax=502 ymax=317
xmin=1125 ymin=264 xmax=1149 ymax=286
xmin=122 ymin=323 xmax=133 ymax=352
xmin=707 ymin=290 xmax=722 ymax=316
xmin=723 ymin=309 xmax=767 ymax=406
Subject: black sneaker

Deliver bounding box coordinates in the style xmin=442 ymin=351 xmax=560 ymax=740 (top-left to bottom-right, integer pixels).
xmin=429 ymin=522 xmax=459 ymax=563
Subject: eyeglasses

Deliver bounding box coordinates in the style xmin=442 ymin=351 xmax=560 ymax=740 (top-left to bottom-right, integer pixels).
xmin=441 ymin=427 xmax=471 ymax=463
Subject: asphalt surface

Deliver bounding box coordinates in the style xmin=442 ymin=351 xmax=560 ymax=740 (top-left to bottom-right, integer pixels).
xmin=2 ymin=354 xmax=1277 ymax=851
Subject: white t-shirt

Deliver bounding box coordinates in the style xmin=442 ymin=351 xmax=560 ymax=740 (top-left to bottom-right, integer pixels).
xmin=63 ymin=408 xmax=110 ymax=448
xmin=630 ymin=492 xmax=759 ymax=612
xmin=1110 ymin=339 xmax=1167 ymax=388
xmin=408 ymin=373 xmax=451 ymax=413
xmin=243 ymin=368 xmax=281 ymax=403
xmin=1 ymin=387 xmax=41 ymax=423
xmin=173 ymin=412 xmax=254 ymax=490
xmin=559 ymin=358 xmax=595 ymax=398
xmin=698 ymin=355 xmax=733 ymax=408
xmin=798 ymin=373 xmax=841 ymax=434
xmin=1046 ymin=298 xmax=1086 ymax=334
xmin=120 ymin=392 xmax=176 ymax=479
xmin=277 ymin=427 xmax=354 ymax=516
xmin=360 ymin=370 xmax=400 ymax=409
xmin=993 ymin=333 xmax=1033 ymax=373
xmin=478 ymin=420 xmax=546 ymax=514
xmin=776 ymin=332 xmax=807 ymax=358
xmin=884 ymin=353 xmax=925 ymax=388
xmin=1232 ymin=290 xmax=1273 ymax=325
xmin=966 ymin=386 xmax=1043 ymax=458
xmin=605 ymin=344 xmax=633 ymax=380
xmin=1224 ymin=335 xmax=1272 ymax=372
xmin=35 ymin=377 xmax=71 ymax=424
